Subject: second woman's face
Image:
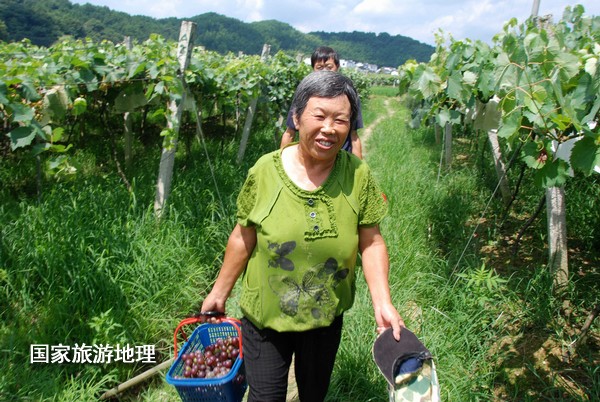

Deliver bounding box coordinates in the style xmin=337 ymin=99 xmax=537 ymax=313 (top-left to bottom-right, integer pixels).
xmin=293 ymin=95 xmax=351 ymax=161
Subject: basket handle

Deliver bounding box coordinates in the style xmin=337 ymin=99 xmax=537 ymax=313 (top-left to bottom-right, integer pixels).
xmin=172 ymin=314 xmax=243 ymax=359
xmin=173 ymin=317 xmax=202 ymax=358
xmin=174 ymin=311 xmax=225 ymax=347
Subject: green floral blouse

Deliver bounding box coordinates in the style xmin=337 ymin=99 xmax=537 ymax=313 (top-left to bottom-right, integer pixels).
xmin=237 ymin=147 xmax=387 ymax=332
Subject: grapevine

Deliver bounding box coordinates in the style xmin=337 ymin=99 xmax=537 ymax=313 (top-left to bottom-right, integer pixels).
xmin=398 ymin=5 xmax=600 ymax=184
xmin=1 ymin=35 xmax=308 ymax=176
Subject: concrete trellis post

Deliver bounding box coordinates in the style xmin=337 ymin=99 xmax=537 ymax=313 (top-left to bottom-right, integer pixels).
xmin=154 ymin=21 xmax=196 ymax=218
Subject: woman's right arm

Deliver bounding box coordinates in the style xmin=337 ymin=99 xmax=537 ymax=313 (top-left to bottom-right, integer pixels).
xmin=201 ymin=223 xmax=257 ymax=312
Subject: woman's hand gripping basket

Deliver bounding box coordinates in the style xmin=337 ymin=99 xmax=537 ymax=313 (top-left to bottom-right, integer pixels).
xmin=166 ymin=313 xmax=247 ymax=402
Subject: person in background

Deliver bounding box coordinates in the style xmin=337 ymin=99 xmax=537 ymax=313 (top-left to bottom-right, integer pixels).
xmin=202 ymin=71 xmax=403 ymax=402
xmin=279 ymin=46 xmax=364 ymax=159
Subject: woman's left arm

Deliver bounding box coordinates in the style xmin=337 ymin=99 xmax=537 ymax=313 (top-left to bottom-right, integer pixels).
xmin=359 ymin=225 xmax=405 ymax=341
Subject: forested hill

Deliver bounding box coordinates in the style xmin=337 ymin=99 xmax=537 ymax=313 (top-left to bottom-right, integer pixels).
xmin=0 ymin=0 xmax=434 ymax=67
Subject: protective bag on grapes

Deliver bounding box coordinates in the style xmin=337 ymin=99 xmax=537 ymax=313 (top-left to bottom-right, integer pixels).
xmin=372 ymin=327 xmax=440 ymax=402
xmin=166 ymin=315 xmax=247 ymax=402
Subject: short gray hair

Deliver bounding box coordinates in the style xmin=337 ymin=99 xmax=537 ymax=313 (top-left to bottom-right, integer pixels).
xmin=290 ymin=71 xmax=359 ymax=126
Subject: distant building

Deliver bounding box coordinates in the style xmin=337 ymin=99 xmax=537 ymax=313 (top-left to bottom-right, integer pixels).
xmin=354 ymin=62 xmax=378 ymax=73
xmin=340 ymin=59 xmax=357 ymax=69
xmin=377 ymin=67 xmax=399 ymax=75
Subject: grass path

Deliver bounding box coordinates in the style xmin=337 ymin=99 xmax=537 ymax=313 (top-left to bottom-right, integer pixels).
xmin=361 ymin=98 xmax=395 ymax=157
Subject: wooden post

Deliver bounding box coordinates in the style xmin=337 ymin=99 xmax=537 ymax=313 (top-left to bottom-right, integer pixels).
xmin=531 ymin=0 xmax=540 ymax=17
xmin=274 ymin=115 xmax=284 ymax=146
xmin=154 ymin=21 xmax=196 ymax=218
xmin=546 ymin=186 xmax=568 ymax=292
xmin=123 ymin=36 xmax=133 ymax=171
xmin=487 ymin=129 xmax=512 ymax=206
xmin=99 ymin=358 xmax=174 ymax=400
xmin=471 ymin=96 xmax=514 ymax=206
xmin=434 ymin=120 xmax=440 ymax=145
xmin=444 ymin=122 xmax=452 ymax=168
xmin=530 ymin=0 xmax=568 ymax=293
xmin=236 ymin=44 xmax=270 ymax=164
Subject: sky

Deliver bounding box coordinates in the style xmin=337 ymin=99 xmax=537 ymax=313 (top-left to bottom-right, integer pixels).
xmin=69 ymin=0 xmax=600 ymax=46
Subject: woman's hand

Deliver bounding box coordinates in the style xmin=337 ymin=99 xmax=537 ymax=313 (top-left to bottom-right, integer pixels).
xmin=200 ymin=292 xmax=227 ymax=315
xmin=375 ymin=303 xmax=405 ymax=341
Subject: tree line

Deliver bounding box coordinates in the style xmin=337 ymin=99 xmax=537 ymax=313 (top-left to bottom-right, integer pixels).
xmin=0 ymin=0 xmax=434 ymax=67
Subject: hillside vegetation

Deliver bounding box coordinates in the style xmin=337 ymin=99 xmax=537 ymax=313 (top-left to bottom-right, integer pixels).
xmin=0 ymin=0 xmax=434 ymax=66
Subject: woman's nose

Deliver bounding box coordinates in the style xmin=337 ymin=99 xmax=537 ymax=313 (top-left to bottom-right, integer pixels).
xmin=321 ymin=119 xmax=336 ymax=134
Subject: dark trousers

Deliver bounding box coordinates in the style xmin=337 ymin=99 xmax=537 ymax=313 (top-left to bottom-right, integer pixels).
xmin=241 ymin=315 xmax=344 ymax=402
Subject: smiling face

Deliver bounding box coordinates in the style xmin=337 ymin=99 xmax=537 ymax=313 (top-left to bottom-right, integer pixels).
xmin=293 ymin=95 xmax=351 ymax=162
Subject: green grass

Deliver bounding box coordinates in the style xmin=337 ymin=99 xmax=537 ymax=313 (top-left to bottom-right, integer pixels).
xmin=369 ymin=85 xmax=400 ymax=97
xmin=0 ymin=128 xmax=275 ymax=401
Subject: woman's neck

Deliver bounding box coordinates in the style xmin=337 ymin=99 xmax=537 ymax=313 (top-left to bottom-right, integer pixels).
xmin=281 ymin=145 xmax=336 ymax=191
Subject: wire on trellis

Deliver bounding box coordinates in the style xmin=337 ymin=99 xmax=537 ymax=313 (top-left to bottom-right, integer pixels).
xmin=190 ymin=99 xmax=226 ymax=215
xmin=448 ymin=135 xmax=523 ymax=278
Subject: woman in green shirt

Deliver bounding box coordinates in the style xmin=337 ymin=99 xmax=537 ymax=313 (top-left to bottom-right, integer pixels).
xmin=202 ymin=71 xmax=404 ymax=401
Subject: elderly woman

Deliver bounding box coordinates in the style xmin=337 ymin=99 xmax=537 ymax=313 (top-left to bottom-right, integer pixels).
xmin=201 ymin=71 xmax=404 ymax=402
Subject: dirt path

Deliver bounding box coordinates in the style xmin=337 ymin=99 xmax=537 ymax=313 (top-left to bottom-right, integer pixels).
xmin=361 ymin=97 xmax=396 ymax=158
xmin=286 ymin=358 xmax=299 ymax=401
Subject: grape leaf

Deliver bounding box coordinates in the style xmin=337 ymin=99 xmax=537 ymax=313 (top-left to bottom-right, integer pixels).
xmin=535 ymin=159 xmax=570 ymax=188
xmin=522 ymin=141 xmax=546 ymax=170
xmin=10 ymin=103 xmax=34 ymax=123
xmin=114 ymin=83 xmax=148 ymax=113
xmin=412 ymin=65 xmax=442 ymax=99
xmin=497 ymin=112 xmax=521 ymax=140
xmin=7 ymin=126 xmax=36 ymax=150
xmin=570 ymin=135 xmax=600 ymax=176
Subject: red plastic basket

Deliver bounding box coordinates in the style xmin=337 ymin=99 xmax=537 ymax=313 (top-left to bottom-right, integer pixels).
xmin=166 ymin=317 xmax=247 ymax=402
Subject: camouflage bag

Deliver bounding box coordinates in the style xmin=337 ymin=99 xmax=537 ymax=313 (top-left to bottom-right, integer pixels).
xmin=373 ymin=327 xmax=440 ymax=402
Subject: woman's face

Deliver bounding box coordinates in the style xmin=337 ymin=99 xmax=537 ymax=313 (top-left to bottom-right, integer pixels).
xmin=293 ymin=95 xmax=351 ymax=161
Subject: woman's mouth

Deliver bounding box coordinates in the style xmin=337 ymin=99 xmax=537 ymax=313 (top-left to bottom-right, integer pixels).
xmin=316 ymin=139 xmax=334 ymax=147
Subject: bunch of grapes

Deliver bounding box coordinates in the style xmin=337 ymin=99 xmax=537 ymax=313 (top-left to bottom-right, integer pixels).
xmin=177 ymin=336 xmax=241 ymax=379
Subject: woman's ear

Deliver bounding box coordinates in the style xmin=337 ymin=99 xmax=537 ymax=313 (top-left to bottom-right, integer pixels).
xmin=292 ymin=112 xmax=300 ymax=129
